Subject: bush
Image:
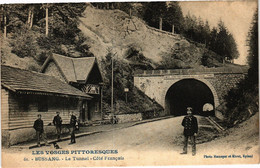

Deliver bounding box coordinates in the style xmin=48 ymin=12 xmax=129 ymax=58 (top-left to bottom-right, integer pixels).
xmin=101 ymin=51 xmax=163 ymax=115
xmin=224 ymin=75 xmax=259 ymax=126
xmin=10 ymin=29 xmax=39 ymax=59
xmin=159 ymin=42 xmax=201 ymax=69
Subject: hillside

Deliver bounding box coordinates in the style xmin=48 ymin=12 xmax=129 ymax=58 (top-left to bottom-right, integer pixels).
xmin=79 ymin=6 xmax=222 ymax=69
xmin=1 ymin=41 xmax=40 ymax=71
xmin=1 ymin=5 xmax=224 ymax=71
xmin=200 ymin=112 xmax=259 ymax=155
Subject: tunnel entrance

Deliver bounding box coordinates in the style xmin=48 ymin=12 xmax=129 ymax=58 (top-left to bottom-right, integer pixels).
xmin=165 ymin=79 xmax=215 ymax=116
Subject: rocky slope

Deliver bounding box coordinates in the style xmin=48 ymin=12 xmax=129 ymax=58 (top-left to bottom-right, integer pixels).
xmin=1 ymin=5 xmax=223 ymax=70
xmin=79 ymin=6 xmax=221 ymax=68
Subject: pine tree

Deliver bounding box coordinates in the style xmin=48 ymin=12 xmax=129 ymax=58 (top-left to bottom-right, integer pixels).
xmin=224 ymin=9 xmax=258 ymax=125
xmin=182 ymin=13 xmax=198 ymax=40
xmin=214 ymin=20 xmax=239 ymax=62
xmin=247 ymin=10 xmax=258 ymax=85
xmin=143 ymin=2 xmax=167 ymax=29
xmin=164 ymin=2 xmax=184 ymax=33
xmin=209 ymin=27 xmax=218 ymax=52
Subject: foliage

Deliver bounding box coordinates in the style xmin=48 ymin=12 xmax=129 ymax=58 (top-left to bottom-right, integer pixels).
xmin=142 ymin=2 xmax=184 ymax=34
xmin=224 ymin=9 xmax=258 ymax=126
xmin=90 ymin=2 xmax=238 ymax=66
xmin=213 ymin=20 xmax=239 ymax=61
xmin=247 ymin=10 xmax=258 ymax=85
xmin=159 ymin=41 xmax=213 ymax=69
xmin=182 ymin=15 xmax=239 ymax=61
xmin=141 ymin=2 xmax=239 ymax=63
xmin=125 ymin=45 xmax=154 ymax=70
xmin=101 ymin=50 xmax=163 ymax=114
xmin=1 ymin=3 xmax=92 ymax=66
xmin=163 ymin=2 xmax=184 ymax=33
xmin=9 ymin=28 xmax=39 ymax=59
xmin=224 ymin=76 xmax=258 ymax=126
xmin=143 ymin=2 xmax=168 ymax=29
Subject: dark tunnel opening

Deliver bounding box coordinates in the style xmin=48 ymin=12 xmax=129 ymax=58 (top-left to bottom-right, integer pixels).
xmin=165 ymin=79 xmax=215 ymax=116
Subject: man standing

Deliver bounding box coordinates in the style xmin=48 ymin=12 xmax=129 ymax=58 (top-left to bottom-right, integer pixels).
xmin=33 ymin=114 xmax=50 ymax=147
xmin=180 ymin=107 xmax=198 ymax=156
xmin=53 ymin=111 xmax=62 ymax=141
xmin=69 ymin=112 xmax=77 ymax=144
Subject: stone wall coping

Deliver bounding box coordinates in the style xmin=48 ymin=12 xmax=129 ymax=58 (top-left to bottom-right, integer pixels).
xmin=134 ymin=66 xmax=248 ymax=77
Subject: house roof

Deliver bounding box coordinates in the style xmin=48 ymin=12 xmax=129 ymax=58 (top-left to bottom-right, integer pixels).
xmin=1 ymin=65 xmax=92 ymax=99
xmin=41 ymin=53 xmax=102 ymax=83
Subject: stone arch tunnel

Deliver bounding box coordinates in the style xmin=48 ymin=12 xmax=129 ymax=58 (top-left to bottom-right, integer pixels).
xmin=134 ymin=67 xmax=248 ymax=119
xmin=165 ymin=79 xmax=215 ymax=116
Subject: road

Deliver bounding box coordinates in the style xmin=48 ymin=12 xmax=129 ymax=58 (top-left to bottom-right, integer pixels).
xmin=3 ymin=115 xmax=258 ymax=167
xmin=60 ymin=116 xmax=185 ymax=152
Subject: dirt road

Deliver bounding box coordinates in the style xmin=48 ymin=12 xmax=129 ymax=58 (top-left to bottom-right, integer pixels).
xmin=2 ymin=115 xmax=258 ymax=167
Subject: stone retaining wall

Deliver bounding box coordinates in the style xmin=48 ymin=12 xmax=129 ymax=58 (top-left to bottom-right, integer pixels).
xmin=3 ymin=126 xmax=70 ymax=147
xmin=116 ymin=113 xmax=142 ymax=123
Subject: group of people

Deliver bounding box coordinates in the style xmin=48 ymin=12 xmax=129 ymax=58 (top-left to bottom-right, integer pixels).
xmin=33 ymin=107 xmax=199 ymax=156
xmin=33 ymin=111 xmax=77 ymax=147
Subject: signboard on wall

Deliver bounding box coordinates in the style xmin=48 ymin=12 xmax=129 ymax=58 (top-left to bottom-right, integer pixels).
xmin=81 ymin=84 xmax=100 ymax=94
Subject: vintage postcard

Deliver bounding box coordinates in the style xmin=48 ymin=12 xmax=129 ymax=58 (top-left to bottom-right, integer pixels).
xmin=1 ymin=0 xmax=259 ymax=167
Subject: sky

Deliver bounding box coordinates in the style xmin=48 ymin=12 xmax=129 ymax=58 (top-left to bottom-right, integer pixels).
xmin=179 ymin=0 xmax=258 ymax=65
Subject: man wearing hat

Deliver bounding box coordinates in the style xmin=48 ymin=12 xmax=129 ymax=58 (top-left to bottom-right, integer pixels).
xmin=53 ymin=111 xmax=62 ymax=141
xmin=69 ymin=112 xmax=77 ymax=144
xmin=180 ymin=107 xmax=198 ymax=156
xmin=33 ymin=114 xmax=50 ymax=147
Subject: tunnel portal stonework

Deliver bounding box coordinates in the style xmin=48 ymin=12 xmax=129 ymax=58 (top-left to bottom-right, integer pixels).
xmin=134 ymin=67 xmax=248 ymax=118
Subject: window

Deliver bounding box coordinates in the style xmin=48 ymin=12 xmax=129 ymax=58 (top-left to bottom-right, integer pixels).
xmin=38 ymin=99 xmax=48 ymax=112
xmin=18 ymin=96 xmax=29 ymax=112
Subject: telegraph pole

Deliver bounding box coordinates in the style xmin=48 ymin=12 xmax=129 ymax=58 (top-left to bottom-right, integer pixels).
xmin=111 ymin=53 xmax=114 ymax=116
xmin=45 ymin=5 xmax=49 ymax=36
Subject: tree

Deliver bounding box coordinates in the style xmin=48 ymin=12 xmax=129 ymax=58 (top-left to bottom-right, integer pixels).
xmin=101 ymin=50 xmax=163 ymax=115
xmin=110 ymin=2 xmax=133 ymax=16
xmin=226 ymin=33 xmax=239 ymax=61
xmin=182 ymin=13 xmax=198 ymax=41
xmin=196 ymin=18 xmax=211 ymax=45
xmin=101 ymin=50 xmax=134 ymax=106
xmin=247 ymin=10 xmax=258 ymax=85
xmin=224 ymin=9 xmax=258 ymax=126
xmin=203 ymin=21 xmax=211 ymax=47
xmin=36 ymin=3 xmax=91 ymax=58
xmin=143 ymin=2 xmax=167 ymax=29
xmin=209 ymin=27 xmax=218 ymax=52
xmin=1 ymin=4 xmax=26 ymax=38
xmin=164 ymin=2 xmax=184 ymax=33
xmin=1 ymin=3 xmax=92 ymax=62
xmin=214 ymin=20 xmax=239 ymax=62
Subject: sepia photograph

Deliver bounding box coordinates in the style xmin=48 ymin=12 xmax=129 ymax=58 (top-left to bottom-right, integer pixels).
xmin=0 ymin=0 xmax=259 ymax=167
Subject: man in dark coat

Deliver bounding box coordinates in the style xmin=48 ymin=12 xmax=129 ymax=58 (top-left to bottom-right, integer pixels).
xmin=53 ymin=111 xmax=62 ymax=141
xmin=69 ymin=112 xmax=77 ymax=144
xmin=180 ymin=107 xmax=198 ymax=156
xmin=33 ymin=114 xmax=50 ymax=147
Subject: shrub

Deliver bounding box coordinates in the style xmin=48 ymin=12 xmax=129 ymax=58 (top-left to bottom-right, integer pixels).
xmin=101 ymin=51 xmax=163 ymax=115
xmin=10 ymin=29 xmax=39 ymax=58
xmin=224 ymin=75 xmax=258 ymax=126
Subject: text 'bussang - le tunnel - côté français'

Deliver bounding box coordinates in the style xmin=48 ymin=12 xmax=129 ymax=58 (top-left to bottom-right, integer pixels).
xmin=165 ymin=79 xmax=215 ymax=116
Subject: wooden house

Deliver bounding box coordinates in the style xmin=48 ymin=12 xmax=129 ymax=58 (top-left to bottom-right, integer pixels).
xmin=1 ymin=65 xmax=92 ymax=146
xmin=41 ymin=53 xmax=103 ymax=122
